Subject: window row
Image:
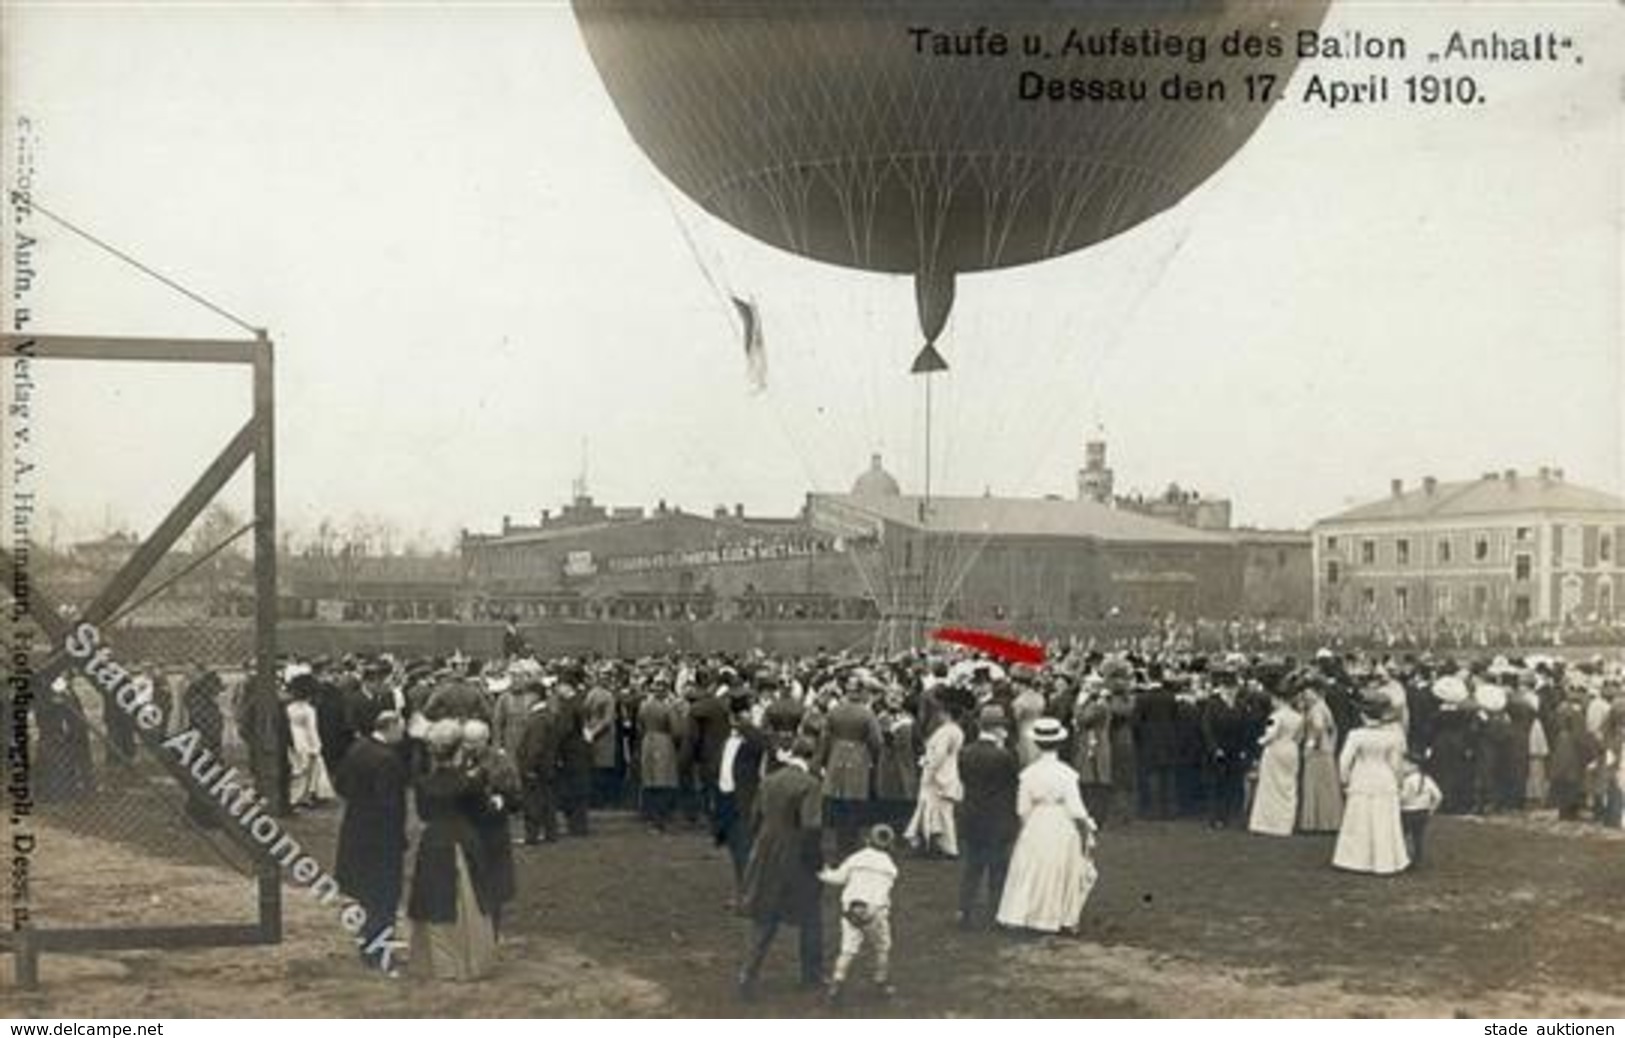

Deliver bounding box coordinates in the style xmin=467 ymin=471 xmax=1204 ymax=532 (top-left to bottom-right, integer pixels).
xmin=1325 ymin=528 xmax=1615 ymax=567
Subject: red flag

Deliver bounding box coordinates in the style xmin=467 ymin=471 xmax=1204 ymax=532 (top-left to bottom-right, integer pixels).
xmin=931 ymin=627 xmax=1045 ymax=667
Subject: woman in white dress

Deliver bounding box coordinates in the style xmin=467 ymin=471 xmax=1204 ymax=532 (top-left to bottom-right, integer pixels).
xmin=997 ymin=718 xmax=1098 ymax=934
xmin=286 ymin=676 xmax=334 ymax=808
xmin=905 ymin=702 xmax=964 ymax=857
xmin=1332 ymin=691 xmax=1410 ymax=874
xmin=1297 ymin=686 xmax=1344 ymax=833
xmin=1248 ymin=689 xmax=1303 ymax=836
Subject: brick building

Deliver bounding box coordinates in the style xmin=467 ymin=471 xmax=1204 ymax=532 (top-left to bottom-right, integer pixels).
xmin=459 ymin=451 xmax=1307 ymax=635
xmin=460 ymin=494 xmax=875 ymax=623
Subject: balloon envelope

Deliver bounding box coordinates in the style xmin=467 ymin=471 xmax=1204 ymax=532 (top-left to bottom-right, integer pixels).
xmin=574 ymin=0 xmax=1329 ymax=341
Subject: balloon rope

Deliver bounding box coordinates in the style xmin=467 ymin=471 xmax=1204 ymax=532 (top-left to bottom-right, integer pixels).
xmin=927 ymin=220 xmax=1194 ymax=624
xmin=660 ymin=188 xmax=734 ymax=314
xmin=15 ymin=192 xmax=262 ymax=335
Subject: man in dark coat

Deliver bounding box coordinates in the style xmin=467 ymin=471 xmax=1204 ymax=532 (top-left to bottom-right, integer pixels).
xmin=1171 ymin=679 xmax=1206 ymax=817
xmin=553 ymin=677 xmax=593 ymax=836
xmin=1199 ymin=671 xmax=1253 ymax=829
xmin=956 ymin=704 xmax=1019 ymax=929
xmin=182 ymin=665 xmax=227 ymax=829
xmin=346 ymin=664 xmax=393 ymax=744
xmin=714 ymin=694 xmax=771 ymax=894
xmin=517 ymin=696 xmax=562 ymax=844
xmin=737 ymin=737 xmax=825 ymax=1000
xmin=1132 ymin=676 xmax=1180 ymax=820
xmin=313 ymin=663 xmax=355 ymax=778
xmin=35 ymin=679 xmax=95 ymax=802
xmin=237 ymin=671 xmax=293 ymax=815
xmin=333 ymin=710 xmax=409 ymax=973
xmin=688 ymin=675 xmax=735 ymax=823
xmin=1316 ymin=652 xmax=1360 ymax=755
xmin=106 ymin=666 xmax=145 ymax=767
xmin=182 ymin=664 xmax=225 ymax=749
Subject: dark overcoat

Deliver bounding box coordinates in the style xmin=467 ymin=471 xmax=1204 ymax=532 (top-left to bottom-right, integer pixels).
xmin=688 ymin=693 xmax=733 ymax=783
xmin=1133 ymin=689 xmax=1180 ymax=769
xmin=739 ymin=763 xmax=824 ymax=924
xmin=406 ymin=766 xmax=494 ymax=923
xmin=471 ymin=745 xmax=521 ymax=908
xmin=957 ymin=737 xmax=1020 ymax=847
xmin=333 ymin=735 xmax=409 ymax=911
xmin=821 ymin=699 xmax=882 ymax=802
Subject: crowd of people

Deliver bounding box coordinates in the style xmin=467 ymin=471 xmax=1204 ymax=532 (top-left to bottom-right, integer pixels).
xmin=23 ymin=635 xmax=1625 ymax=997
xmin=227 ymin=638 xmax=1623 ymax=996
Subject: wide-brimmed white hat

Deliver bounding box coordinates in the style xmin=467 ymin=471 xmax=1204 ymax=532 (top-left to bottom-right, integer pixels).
xmin=1432 ymin=676 xmax=1469 ymax=705
xmin=1475 ymin=684 xmax=1508 ymax=713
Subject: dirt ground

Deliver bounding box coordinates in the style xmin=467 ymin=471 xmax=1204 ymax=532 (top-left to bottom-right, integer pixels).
xmin=5 ymin=803 xmax=1623 ymax=1018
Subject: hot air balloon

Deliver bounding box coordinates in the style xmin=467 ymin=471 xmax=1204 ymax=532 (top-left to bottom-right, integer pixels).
xmin=572 ymin=0 xmax=1330 ymax=365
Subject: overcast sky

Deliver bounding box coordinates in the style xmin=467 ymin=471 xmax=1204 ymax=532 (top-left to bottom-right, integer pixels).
xmin=3 ymin=0 xmax=1621 ymax=550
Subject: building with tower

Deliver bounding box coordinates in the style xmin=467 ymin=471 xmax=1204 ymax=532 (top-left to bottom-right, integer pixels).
xmin=1077 ymin=437 xmax=1115 ymax=504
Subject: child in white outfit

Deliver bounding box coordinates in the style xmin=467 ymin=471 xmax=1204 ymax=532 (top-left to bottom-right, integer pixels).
xmin=1399 ymin=754 xmax=1443 ymax=868
xmin=818 ymin=823 xmax=899 ymax=1003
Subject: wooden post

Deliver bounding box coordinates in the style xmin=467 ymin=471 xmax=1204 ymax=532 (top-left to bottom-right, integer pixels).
xmin=251 ymin=332 xmax=282 ymax=940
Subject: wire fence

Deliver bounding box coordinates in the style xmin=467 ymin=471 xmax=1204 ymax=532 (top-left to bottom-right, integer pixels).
xmin=20 ymin=509 xmax=268 ymax=932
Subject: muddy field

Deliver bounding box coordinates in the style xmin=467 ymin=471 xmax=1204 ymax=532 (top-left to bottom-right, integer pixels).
xmin=5 ymin=799 xmax=1623 ymax=1018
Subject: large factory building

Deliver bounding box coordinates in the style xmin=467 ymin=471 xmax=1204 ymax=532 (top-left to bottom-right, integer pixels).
xmin=458 ymin=447 xmax=1299 ymax=634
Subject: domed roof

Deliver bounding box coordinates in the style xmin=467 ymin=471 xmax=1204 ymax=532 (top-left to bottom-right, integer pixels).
xmin=852 ymin=453 xmax=901 ymax=498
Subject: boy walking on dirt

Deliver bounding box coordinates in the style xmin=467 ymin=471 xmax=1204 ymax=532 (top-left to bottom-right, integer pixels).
xmin=818 ymin=823 xmax=900 ymax=1004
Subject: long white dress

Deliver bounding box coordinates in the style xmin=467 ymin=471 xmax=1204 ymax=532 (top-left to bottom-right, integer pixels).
xmin=286 ymin=699 xmax=334 ymax=805
xmin=1248 ymin=704 xmax=1303 ymax=836
xmin=996 ymin=753 xmax=1098 ymax=934
xmin=1332 ymin=723 xmax=1410 ymax=874
xmin=905 ymin=719 xmax=964 ymax=856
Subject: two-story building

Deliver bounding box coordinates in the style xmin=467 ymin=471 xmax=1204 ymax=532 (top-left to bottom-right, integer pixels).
xmin=1312 ymin=468 xmax=1625 ymax=625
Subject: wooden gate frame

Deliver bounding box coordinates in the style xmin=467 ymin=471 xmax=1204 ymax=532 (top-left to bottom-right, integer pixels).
xmin=1 ymin=332 xmax=281 ymax=989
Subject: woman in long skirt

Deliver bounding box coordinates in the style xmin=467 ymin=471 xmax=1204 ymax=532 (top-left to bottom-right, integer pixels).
xmin=461 ymin=719 xmax=519 ymax=938
xmin=408 ymin=720 xmax=498 ymax=981
xmin=1248 ymin=689 xmax=1303 ymax=836
xmin=637 ymin=683 xmax=681 ymax=831
xmin=1298 ymin=687 xmax=1344 ymax=833
xmin=1524 ymin=690 xmax=1551 ymax=806
xmin=906 ymin=703 xmax=964 ymax=857
xmin=1071 ymin=686 xmax=1114 ymax=827
xmin=874 ymin=692 xmax=920 ymax=829
xmin=1332 ymin=693 xmax=1409 ymax=875
xmin=286 ymin=676 xmax=334 ymax=809
xmin=997 ymin=718 xmax=1098 ymax=934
